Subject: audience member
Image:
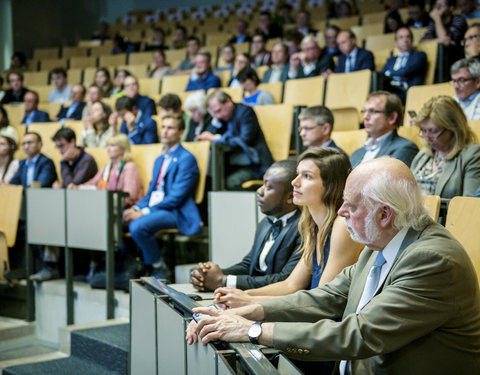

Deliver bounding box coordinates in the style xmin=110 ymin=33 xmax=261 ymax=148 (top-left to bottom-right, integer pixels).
xmin=283 ymin=29 xmax=304 ymax=55
xmin=320 ymin=25 xmax=341 ymax=58
xmin=144 ymin=27 xmax=168 ymax=51
xmin=176 ymin=36 xmax=201 ymax=73
xmin=148 ymin=50 xmax=173 ymax=79
xmin=123 ymin=113 xmax=201 ymax=280
xmin=350 ymin=91 xmax=418 ymax=167
xmin=216 ymin=45 xmax=236 ymax=72
xmin=251 ymin=33 xmax=272 ymax=67
xmin=52 ymin=127 xmax=98 ymax=189
xmin=197 ymin=90 xmax=273 ymax=190
xmin=123 ymin=75 xmax=157 ymax=117
xmin=10 ymin=132 xmax=56 ymax=188
xmin=229 ymin=53 xmax=252 ymax=88
xmin=238 ymin=68 xmax=274 ymax=106
xmin=0 ymin=135 xmax=19 ymax=184
xmin=463 ymin=23 xmax=480 ymax=58
xmin=73 ymin=134 xmax=143 ymax=208
xmin=91 ymin=22 xmax=110 ymax=41
xmin=261 ymin=41 xmax=290 ymax=83
xmin=184 ymin=91 xmax=215 ymax=142
xmin=191 ymin=160 xmax=302 ymax=291
xmin=228 ymin=20 xmax=252 ymax=44
xmin=384 ymin=9 xmax=405 ymax=33
xmin=21 ymin=91 xmax=50 ymax=126
xmin=110 ymin=69 xmax=131 ymax=98
xmin=1 ymin=72 xmax=28 ymax=104
xmin=79 ymin=101 xmax=114 ymax=148
xmin=48 ymin=68 xmax=71 ymax=104
xmin=185 ymin=51 xmax=222 ymax=92
xmin=273 ymin=4 xmax=294 ymax=26
xmin=406 ymin=0 xmax=432 ymax=28
xmin=8 ymin=51 xmax=28 ymax=73
xmin=411 ymin=95 xmax=480 ymax=198
xmin=158 ymin=93 xmax=192 ymax=141
xmin=55 ymin=84 xmax=86 ymax=122
xmin=188 ymin=157 xmax=480 ymax=375
xmin=256 ymin=11 xmax=283 ymax=40
xmin=458 ymin=0 xmax=480 ymax=19
xmin=451 ymin=57 xmax=480 ymax=119
xmin=94 ymin=68 xmax=114 ymax=98
xmin=332 ymin=0 xmax=354 ymax=18
xmin=0 ymin=106 xmax=19 ymax=143
xmin=298 ymin=106 xmax=343 ymax=151
xmin=288 ymin=36 xmax=334 ymax=79
xmin=171 ymin=25 xmax=188 ymax=49
xmin=82 ymin=84 xmax=104 ymax=119
xmin=382 ymin=27 xmax=427 ymax=102
xmin=334 ymin=30 xmax=375 ymax=73
xmin=111 ymin=96 xmax=158 ymax=145
xmin=296 ymin=10 xmax=318 ymax=36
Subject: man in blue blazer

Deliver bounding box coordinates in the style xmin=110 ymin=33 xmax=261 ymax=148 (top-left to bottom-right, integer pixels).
xmin=298 ymin=105 xmax=344 ymax=152
xmin=191 ymin=160 xmax=301 ymax=292
xmin=197 ymin=90 xmax=274 ymax=190
xmin=113 ymin=96 xmax=158 ymax=145
xmin=350 ymin=91 xmax=419 ymax=168
xmin=123 ymin=75 xmax=157 ymax=117
xmin=185 ymin=51 xmax=221 ymax=92
xmin=10 ymin=132 xmax=57 ymax=187
xmin=21 ymin=91 xmax=50 ymax=126
xmin=55 ymin=84 xmax=86 ymax=122
xmin=123 ymin=113 xmax=201 ymax=279
xmin=382 ymin=27 xmax=427 ymax=102
xmin=334 ymin=30 xmax=375 ymax=73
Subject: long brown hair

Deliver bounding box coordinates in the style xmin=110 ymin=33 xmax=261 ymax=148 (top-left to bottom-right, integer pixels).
xmin=296 ymin=147 xmax=351 ymax=267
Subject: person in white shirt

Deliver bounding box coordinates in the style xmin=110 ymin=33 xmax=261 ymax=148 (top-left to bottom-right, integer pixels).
xmin=48 ymin=67 xmax=71 ymax=104
xmin=451 ymin=57 xmax=480 ymax=120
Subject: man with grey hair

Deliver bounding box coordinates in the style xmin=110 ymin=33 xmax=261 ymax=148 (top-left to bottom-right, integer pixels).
xmin=185 ymin=51 xmax=221 ymax=92
xmin=298 ymin=105 xmax=343 ymax=151
xmin=451 ymin=57 xmax=480 ymax=120
xmin=188 ymin=157 xmax=480 ymax=375
xmin=288 ymin=35 xmax=334 ymax=79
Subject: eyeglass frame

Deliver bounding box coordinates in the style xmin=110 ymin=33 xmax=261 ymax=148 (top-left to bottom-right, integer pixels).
xmin=417 ymin=127 xmax=446 ymax=139
xmin=461 ymin=33 xmax=480 ymax=46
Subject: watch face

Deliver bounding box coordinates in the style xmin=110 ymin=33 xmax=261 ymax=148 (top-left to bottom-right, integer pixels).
xmin=249 ymin=323 xmax=262 ymax=338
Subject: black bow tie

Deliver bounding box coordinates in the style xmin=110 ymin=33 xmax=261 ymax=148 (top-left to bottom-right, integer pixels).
xmin=267 ymin=218 xmax=283 ymax=240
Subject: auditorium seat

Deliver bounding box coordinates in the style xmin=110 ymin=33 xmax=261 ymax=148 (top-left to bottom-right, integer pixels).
xmin=351 ymin=23 xmax=384 ymax=47
xmin=85 ymin=146 xmax=110 ymax=171
xmin=331 ymin=129 xmax=368 ymax=155
xmin=397 ymin=125 xmax=424 ymax=149
xmin=331 ymin=108 xmax=360 ymax=131
xmin=404 ymin=83 xmax=454 ymax=125
xmin=89 ymin=45 xmax=113 ymax=57
xmin=130 ymin=143 xmax=164 ymax=190
xmin=40 ymin=58 xmax=68 ymax=71
xmin=328 ymin=15 xmax=360 ymax=30
xmin=365 ymin=33 xmax=395 ymax=52
xmin=417 ymin=40 xmax=438 ymax=85
xmin=214 ymin=70 xmax=232 ymax=87
xmin=28 ymin=85 xmax=55 ymax=103
xmin=62 ymin=46 xmax=89 ymax=59
xmin=3 ymin=104 xmax=25 ymax=126
xmin=283 ymin=76 xmax=325 ymax=106
xmin=23 ymin=71 xmax=49 ymax=86
xmin=160 ymin=75 xmax=190 ymax=96
xmin=70 ymin=56 xmax=98 ymax=70
xmin=99 ymin=54 xmax=128 ymax=68
xmin=129 ymin=52 xmax=153 ymax=65
xmin=207 ymin=86 xmax=243 ymax=102
xmin=361 ymin=11 xmax=387 ymax=24
xmin=257 ymin=82 xmax=283 ymax=104
xmin=67 ymin=68 xmax=83 ymax=85
xmin=424 ymin=195 xmax=441 ymax=221
xmin=38 ymin=102 xmax=62 ymax=120
xmin=373 ymin=48 xmax=392 ymax=71
xmin=33 ymin=47 xmax=59 ymax=60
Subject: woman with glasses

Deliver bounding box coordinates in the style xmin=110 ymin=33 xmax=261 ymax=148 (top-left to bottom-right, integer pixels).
xmin=411 ymin=95 xmax=480 ymax=198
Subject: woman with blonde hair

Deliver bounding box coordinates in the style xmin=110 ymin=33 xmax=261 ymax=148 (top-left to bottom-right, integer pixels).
xmin=72 ymin=133 xmax=143 ymax=208
xmin=212 ymin=147 xmax=363 ymax=308
xmin=411 ymin=95 xmax=480 ymax=198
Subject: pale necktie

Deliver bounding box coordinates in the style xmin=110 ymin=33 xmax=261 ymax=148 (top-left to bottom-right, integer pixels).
xmin=345 ymin=55 xmax=352 ymax=73
xmin=339 ymin=251 xmax=386 ymax=375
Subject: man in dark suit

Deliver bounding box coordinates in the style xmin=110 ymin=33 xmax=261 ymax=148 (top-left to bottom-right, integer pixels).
xmin=382 ymin=27 xmax=427 ymax=102
xmin=123 ymin=113 xmax=201 ymax=280
xmin=55 ymin=84 xmax=86 ymax=122
xmin=261 ymin=41 xmax=290 ymax=84
xmin=197 ymin=90 xmax=274 ymax=190
xmin=190 ymin=160 xmax=301 ymax=291
xmin=350 ymin=91 xmax=418 ymax=168
xmin=123 ymin=75 xmax=157 ymax=117
xmin=189 ymin=157 xmax=480 ymax=375
xmin=464 ymin=23 xmax=480 ymax=59
xmin=185 ymin=51 xmax=221 ymax=92
xmin=296 ymin=10 xmax=318 ymax=36
xmin=10 ymin=132 xmax=57 ymax=188
xmin=334 ymin=30 xmax=375 ymax=73
xmin=1 ymin=72 xmax=29 ymax=104
xmin=288 ymin=36 xmax=334 ymax=79
xmin=298 ymin=105 xmax=343 ymax=152
xmin=21 ymin=91 xmax=50 ymax=126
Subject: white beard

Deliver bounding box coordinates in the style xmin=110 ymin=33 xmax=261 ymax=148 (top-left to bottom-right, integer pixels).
xmin=345 ymin=208 xmax=381 ymax=245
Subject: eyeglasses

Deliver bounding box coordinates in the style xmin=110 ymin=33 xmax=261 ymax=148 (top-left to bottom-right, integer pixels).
xmin=450 ymin=77 xmax=475 ymax=85
xmin=360 ymin=109 xmax=385 ymax=116
xmin=418 ymin=127 xmax=446 ymax=139
xmin=461 ymin=34 xmax=480 ymax=46
xmin=298 ymin=125 xmax=322 ymax=132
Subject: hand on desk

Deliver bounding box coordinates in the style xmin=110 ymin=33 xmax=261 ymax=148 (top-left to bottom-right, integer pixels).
xmin=214 ymin=287 xmax=255 ymax=309
xmin=191 ymin=262 xmax=224 ymax=291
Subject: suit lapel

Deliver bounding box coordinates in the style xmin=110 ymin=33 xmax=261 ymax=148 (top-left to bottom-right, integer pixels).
xmin=377 ymin=130 xmax=396 ymax=158
xmin=435 ymin=158 xmax=455 ymax=196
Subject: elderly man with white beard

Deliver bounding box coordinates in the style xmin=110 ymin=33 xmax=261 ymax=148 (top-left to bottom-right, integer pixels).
xmin=186 ymin=157 xmax=480 ymax=375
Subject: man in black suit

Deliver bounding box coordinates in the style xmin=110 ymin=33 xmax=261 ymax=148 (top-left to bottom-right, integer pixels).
xmin=333 ymin=30 xmax=375 ymax=74
xmin=55 ymin=84 xmax=86 ymax=122
xmin=261 ymin=41 xmax=290 ymax=83
xmin=190 ymin=159 xmax=301 ymax=291
xmin=288 ymin=36 xmax=334 ymax=79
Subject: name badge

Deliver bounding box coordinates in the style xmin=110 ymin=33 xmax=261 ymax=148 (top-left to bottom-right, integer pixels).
xmin=148 ymin=190 xmax=164 ymax=206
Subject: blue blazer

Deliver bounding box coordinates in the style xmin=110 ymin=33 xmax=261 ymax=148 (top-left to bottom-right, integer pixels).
xmin=350 ymin=129 xmax=419 ymax=168
xmin=136 ymin=144 xmax=201 ymax=235
xmin=10 ymin=153 xmax=57 ymax=188
xmin=185 ymin=71 xmax=221 ymax=92
xmin=21 ymin=110 xmax=50 ymax=124
xmin=261 ymin=64 xmax=290 ymax=83
xmin=120 ymin=114 xmax=158 ymax=145
xmin=56 ymin=102 xmax=86 ymax=120
xmin=382 ymin=50 xmax=427 ymax=87
xmin=222 ymin=210 xmax=302 ymax=289
xmin=135 ymin=94 xmax=157 ymax=117
xmin=217 ymin=103 xmax=274 ymax=179
xmin=335 ymin=48 xmax=375 ymax=73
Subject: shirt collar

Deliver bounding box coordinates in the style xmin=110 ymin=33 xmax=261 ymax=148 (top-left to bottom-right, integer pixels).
xmin=348 ymin=47 xmax=358 ymax=58
xmin=381 ymin=227 xmax=409 ymax=266
xmin=271 ymin=209 xmax=297 ymax=226
xmin=458 ymin=91 xmax=480 ymax=106
xmin=26 ymin=153 xmax=40 ymax=165
xmin=364 ymin=130 xmax=393 ymax=150
xmin=163 ymin=143 xmax=180 ymax=155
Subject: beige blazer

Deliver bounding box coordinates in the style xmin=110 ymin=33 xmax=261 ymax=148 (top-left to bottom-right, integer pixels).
xmin=260 ymin=220 xmax=480 ymax=375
